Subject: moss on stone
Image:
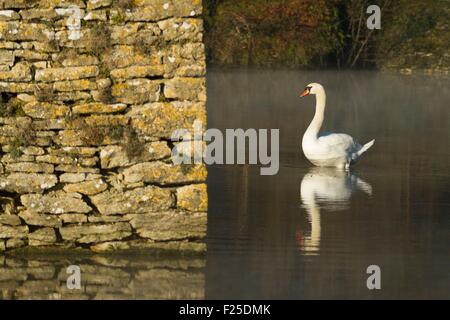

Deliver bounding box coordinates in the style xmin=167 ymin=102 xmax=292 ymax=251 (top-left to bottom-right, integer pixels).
xmin=0 ymin=96 xmax=26 ymax=117
xmin=85 ymin=22 xmax=112 ymax=58
xmin=121 ymin=127 xmax=145 ymax=160
xmin=109 ymin=125 xmax=125 ymax=141
xmin=95 ymin=88 xmax=114 ymax=103
xmin=180 ymin=163 xmax=195 ymax=175
xmin=10 ymin=124 xmax=35 ymax=159
xmin=133 ymin=36 xmax=154 ymax=56
xmin=9 ymin=140 xmax=23 ymax=159
xmin=111 ymin=0 xmax=136 ymax=24
xmin=111 ymin=12 xmax=126 ymax=24
xmin=81 ymin=124 xmax=107 ymax=146
xmin=34 ymin=84 xmax=55 ymax=103
xmin=113 ymin=0 xmax=136 ymax=11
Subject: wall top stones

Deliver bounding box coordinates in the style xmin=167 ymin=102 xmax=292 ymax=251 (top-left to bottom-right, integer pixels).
xmin=0 ymin=0 xmax=207 ymax=253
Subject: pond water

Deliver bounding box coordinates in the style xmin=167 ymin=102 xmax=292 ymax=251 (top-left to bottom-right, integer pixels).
xmin=206 ymin=70 xmax=450 ymax=299
xmin=1 ymin=70 xmax=448 ymax=300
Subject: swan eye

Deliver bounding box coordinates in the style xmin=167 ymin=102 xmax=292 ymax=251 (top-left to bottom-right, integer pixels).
xmin=305 ymin=86 xmax=312 ymax=92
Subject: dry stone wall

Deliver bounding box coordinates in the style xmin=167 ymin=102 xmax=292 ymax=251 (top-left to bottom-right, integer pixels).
xmin=0 ymin=0 xmax=207 ymax=253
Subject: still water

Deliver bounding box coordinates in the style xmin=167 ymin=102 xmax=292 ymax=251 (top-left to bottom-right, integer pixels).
xmin=206 ymin=70 xmax=450 ymax=299
xmin=1 ymin=70 xmax=449 ymax=299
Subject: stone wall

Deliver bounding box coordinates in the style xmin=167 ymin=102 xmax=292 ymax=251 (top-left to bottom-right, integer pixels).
xmin=0 ymin=0 xmax=207 ymax=253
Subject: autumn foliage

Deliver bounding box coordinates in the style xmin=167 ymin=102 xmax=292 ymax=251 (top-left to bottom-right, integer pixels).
xmin=204 ymin=0 xmax=448 ymax=70
xmin=204 ymin=0 xmax=342 ymax=68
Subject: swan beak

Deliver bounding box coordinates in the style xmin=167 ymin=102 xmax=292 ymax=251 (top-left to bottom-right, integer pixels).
xmin=300 ymin=89 xmax=310 ymax=97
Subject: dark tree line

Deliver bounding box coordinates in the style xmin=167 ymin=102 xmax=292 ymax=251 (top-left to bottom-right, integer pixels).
xmin=203 ymin=0 xmax=448 ymax=70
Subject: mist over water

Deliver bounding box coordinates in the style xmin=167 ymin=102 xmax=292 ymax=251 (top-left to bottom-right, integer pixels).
xmin=206 ymin=70 xmax=450 ymax=299
xmin=1 ymin=70 xmax=448 ymax=299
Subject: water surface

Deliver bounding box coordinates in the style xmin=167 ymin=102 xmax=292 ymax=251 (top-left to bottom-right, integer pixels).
xmin=206 ymin=70 xmax=450 ymax=299
xmin=1 ymin=70 xmax=448 ymax=299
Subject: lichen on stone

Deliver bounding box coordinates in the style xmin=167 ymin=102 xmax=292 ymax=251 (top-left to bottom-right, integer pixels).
xmin=0 ymin=0 xmax=207 ymax=253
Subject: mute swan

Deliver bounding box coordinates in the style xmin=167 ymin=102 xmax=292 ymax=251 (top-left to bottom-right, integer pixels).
xmin=300 ymin=83 xmax=375 ymax=169
xmin=299 ymin=167 xmax=372 ymax=254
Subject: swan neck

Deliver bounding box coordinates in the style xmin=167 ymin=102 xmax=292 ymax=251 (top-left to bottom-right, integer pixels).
xmin=305 ymin=89 xmax=326 ymax=139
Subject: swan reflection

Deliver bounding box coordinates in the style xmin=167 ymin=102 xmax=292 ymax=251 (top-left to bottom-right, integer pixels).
xmin=298 ymin=167 xmax=372 ymax=254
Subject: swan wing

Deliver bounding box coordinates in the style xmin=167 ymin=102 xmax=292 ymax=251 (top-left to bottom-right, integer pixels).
xmin=317 ymin=133 xmax=361 ymax=155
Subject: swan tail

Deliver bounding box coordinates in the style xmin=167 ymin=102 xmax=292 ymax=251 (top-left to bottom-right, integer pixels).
xmin=357 ymin=139 xmax=375 ymax=157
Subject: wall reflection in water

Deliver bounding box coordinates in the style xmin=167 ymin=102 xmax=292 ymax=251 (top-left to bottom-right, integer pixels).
xmin=298 ymin=168 xmax=372 ymax=254
xmin=0 ymin=254 xmax=205 ymax=300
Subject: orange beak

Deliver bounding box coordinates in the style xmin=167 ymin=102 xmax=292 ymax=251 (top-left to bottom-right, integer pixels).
xmin=300 ymin=89 xmax=310 ymax=97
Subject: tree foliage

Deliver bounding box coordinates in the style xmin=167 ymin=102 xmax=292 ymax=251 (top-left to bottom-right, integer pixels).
xmin=203 ymin=0 xmax=448 ymax=69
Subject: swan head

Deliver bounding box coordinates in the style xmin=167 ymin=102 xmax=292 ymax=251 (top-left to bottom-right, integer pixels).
xmin=300 ymin=83 xmax=324 ymax=97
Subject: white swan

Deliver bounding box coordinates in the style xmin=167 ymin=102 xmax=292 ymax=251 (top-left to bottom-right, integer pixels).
xmin=300 ymin=83 xmax=375 ymax=169
xmin=299 ymin=167 xmax=373 ymax=254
